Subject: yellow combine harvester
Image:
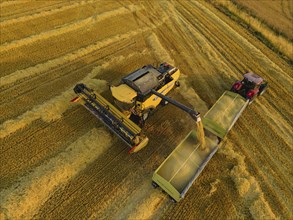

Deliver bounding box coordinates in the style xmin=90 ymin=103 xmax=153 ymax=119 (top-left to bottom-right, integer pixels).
xmin=71 ymin=63 xmax=200 ymax=153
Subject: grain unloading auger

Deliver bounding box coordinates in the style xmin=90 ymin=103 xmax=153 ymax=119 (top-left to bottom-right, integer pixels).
xmin=71 ymin=63 xmax=201 ymax=154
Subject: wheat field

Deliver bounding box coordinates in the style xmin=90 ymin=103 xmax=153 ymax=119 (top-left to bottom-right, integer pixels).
xmin=0 ymin=1 xmax=292 ymax=219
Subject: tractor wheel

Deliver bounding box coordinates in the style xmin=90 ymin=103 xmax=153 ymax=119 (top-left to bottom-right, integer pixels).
xmin=249 ymin=94 xmax=257 ymax=104
xmin=259 ymin=84 xmax=268 ymax=96
xmin=175 ymin=81 xmax=180 ymax=87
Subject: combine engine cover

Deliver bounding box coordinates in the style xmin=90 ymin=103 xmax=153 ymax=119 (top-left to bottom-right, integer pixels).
xmin=73 ymin=84 xmax=148 ymax=153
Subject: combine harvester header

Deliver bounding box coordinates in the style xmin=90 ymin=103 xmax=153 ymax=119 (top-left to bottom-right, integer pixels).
xmin=152 ymin=73 xmax=267 ymax=202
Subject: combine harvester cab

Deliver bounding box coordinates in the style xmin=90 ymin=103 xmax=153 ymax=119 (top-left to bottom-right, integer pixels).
xmin=152 ymin=91 xmax=250 ymax=202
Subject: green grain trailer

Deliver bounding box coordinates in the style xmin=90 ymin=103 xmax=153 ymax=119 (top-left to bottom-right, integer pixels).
xmin=152 ymin=91 xmax=249 ymax=202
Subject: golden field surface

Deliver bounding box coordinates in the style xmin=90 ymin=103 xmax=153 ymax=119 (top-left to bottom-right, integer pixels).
xmin=236 ymin=0 xmax=293 ymax=39
xmin=0 ymin=1 xmax=292 ymax=219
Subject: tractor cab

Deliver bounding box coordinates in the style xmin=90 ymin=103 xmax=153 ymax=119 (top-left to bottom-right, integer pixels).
xmin=243 ymin=72 xmax=263 ymax=86
xmin=231 ymin=72 xmax=267 ymax=102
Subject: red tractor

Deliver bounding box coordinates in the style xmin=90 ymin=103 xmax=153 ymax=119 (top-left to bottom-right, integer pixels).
xmin=231 ymin=72 xmax=268 ymax=103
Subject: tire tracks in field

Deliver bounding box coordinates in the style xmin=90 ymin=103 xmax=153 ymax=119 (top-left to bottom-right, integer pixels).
xmin=219 ymin=0 xmax=293 ymax=57
xmin=0 ymin=6 xmax=134 ymax=53
xmin=175 ymin=2 xmax=247 ymax=73
xmin=0 ymin=128 xmax=112 ymax=220
xmin=151 ymin=14 xmax=221 ymax=106
xmin=156 ymin=1 xmax=239 ymax=103
xmin=182 ymin=0 xmax=289 ymax=80
xmin=167 ymin=1 xmax=237 ymax=78
xmin=254 ymin=99 xmax=293 ymax=147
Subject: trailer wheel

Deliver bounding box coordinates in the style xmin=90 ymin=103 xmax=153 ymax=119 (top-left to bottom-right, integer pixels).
xmin=152 ymin=181 xmax=158 ymax=188
xmin=169 ymin=196 xmax=177 ymax=203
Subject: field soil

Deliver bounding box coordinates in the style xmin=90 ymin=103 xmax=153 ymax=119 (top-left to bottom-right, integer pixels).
xmin=0 ymin=1 xmax=292 ymax=219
